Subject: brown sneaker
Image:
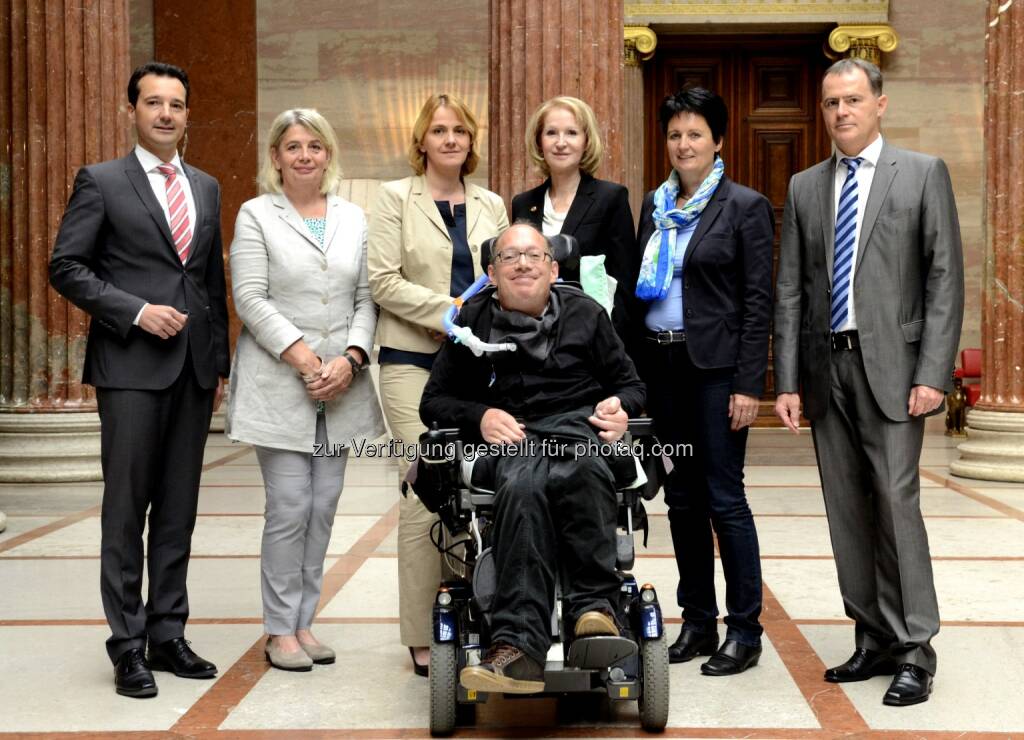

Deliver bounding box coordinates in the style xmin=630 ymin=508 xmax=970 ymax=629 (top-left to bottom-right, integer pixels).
xmin=575 ymin=610 xmax=619 ymax=637
xmin=459 ymin=642 xmax=545 ymax=694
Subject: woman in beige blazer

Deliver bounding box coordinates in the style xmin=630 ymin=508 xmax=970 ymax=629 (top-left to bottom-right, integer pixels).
xmin=368 ymin=93 xmax=508 ymax=675
xmin=227 ymin=109 xmax=385 ymax=671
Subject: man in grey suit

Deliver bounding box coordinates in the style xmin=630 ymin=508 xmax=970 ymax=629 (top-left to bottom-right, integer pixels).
xmin=50 ymin=62 xmax=230 ymax=698
xmin=773 ymin=58 xmax=964 ymax=706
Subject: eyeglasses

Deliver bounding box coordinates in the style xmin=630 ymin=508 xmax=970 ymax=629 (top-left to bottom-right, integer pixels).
xmin=493 ymin=248 xmax=552 ymax=265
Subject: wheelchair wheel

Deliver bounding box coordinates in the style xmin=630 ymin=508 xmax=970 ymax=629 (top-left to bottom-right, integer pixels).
xmin=429 ymin=640 xmax=457 ymax=736
xmin=638 ymin=636 xmax=669 ymax=732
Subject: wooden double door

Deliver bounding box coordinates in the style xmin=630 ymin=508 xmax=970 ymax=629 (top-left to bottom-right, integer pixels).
xmin=643 ymin=34 xmax=833 ymax=418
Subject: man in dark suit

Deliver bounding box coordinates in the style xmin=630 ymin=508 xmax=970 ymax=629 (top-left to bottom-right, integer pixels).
xmin=774 ymin=58 xmax=964 ymax=706
xmin=50 ymin=62 xmax=230 ymax=698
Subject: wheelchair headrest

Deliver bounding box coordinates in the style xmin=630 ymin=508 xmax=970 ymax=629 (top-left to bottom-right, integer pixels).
xmin=479 ymin=232 xmax=581 ymax=274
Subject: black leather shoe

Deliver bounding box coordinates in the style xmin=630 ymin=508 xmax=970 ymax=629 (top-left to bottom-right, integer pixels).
xmin=824 ymin=647 xmax=898 ymax=683
xmin=883 ymin=664 xmax=933 ymax=706
xmin=115 ymin=648 xmax=157 ymax=698
xmin=409 ymin=646 xmax=428 ymax=677
xmin=147 ymin=637 xmax=217 ymax=679
xmin=700 ymin=639 xmax=762 ymax=676
xmin=668 ymin=629 xmax=719 ymax=664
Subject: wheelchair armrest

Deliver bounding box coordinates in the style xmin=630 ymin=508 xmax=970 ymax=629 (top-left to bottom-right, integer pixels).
xmin=627 ymin=417 xmax=655 ymax=438
xmin=420 ymin=426 xmax=462 ymax=461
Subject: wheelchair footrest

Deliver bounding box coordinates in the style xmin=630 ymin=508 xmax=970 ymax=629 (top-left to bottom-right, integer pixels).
xmin=566 ymin=636 xmax=638 ymax=669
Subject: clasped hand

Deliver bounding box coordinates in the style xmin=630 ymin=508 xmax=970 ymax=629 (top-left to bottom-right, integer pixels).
xmin=479 ymin=396 xmax=627 ymax=445
xmin=302 ymin=357 xmax=353 ymax=402
xmin=589 ymin=396 xmax=627 ymax=443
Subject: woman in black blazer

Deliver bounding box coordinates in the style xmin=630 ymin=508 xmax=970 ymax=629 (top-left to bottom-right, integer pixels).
xmin=634 ymin=87 xmax=774 ymax=677
xmin=511 ymin=97 xmax=635 ymax=331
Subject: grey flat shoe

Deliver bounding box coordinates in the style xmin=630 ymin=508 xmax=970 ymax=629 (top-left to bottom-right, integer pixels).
xmin=265 ymin=639 xmax=313 ymax=672
xmin=300 ymin=641 xmax=335 ymax=665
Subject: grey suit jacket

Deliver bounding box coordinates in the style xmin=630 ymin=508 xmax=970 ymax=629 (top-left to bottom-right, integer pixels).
xmin=774 ymin=141 xmax=965 ymax=422
xmin=226 ymin=193 xmax=386 ymax=453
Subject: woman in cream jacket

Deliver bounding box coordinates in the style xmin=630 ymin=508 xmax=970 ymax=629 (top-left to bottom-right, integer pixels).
xmin=368 ymin=93 xmax=508 ymax=675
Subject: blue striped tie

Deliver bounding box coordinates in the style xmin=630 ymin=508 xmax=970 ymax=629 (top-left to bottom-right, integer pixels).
xmin=830 ymin=157 xmax=864 ymax=331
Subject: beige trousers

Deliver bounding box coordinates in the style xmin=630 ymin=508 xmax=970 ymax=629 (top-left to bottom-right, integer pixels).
xmin=379 ymin=362 xmax=440 ymax=647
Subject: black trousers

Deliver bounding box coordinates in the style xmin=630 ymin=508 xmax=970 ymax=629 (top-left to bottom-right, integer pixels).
xmin=642 ymin=340 xmax=763 ymax=646
xmin=96 ymin=353 xmax=215 ymax=663
xmin=488 ymin=435 xmax=621 ymax=665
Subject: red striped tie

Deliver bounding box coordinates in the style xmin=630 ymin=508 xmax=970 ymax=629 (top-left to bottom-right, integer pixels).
xmin=156 ymin=163 xmax=192 ymax=263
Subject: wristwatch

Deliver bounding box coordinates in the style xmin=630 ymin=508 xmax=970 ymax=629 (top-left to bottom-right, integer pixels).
xmin=343 ymin=350 xmax=367 ymax=375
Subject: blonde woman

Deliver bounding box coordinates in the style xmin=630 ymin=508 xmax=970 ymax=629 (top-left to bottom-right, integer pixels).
xmin=368 ymin=93 xmax=508 ymax=675
xmin=512 ymin=96 xmax=634 ymax=303
xmin=227 ymin=109 xmax=385 ymax=671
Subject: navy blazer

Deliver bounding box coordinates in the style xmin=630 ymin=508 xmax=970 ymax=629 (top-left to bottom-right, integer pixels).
xmin=49 ymin=153 xmax=230 ymax=390
xmin=635 ymin=176 xmax=775 ymax=397
xmin=511 ymin=172 xmax=634 ymax=287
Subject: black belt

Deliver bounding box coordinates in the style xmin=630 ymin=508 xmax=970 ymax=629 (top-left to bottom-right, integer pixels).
xmin=831 ymin=330 xmax=860 ymax=351
xmin=646 ymin=330 xmax=686 ymax=345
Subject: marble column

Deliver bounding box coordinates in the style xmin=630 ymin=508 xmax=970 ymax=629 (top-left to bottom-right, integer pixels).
xmin=154 ymin=0 xmax=259 ymax=431
xmin=0 ymin=0 xmax=130 ymax=481
xmin=489 ymin=0 xmax=624 ymax=204
xmin=622 ymin=26 xmax=656 ymax=227
xmin=951 ymin=0 xmax=1024 ymax=482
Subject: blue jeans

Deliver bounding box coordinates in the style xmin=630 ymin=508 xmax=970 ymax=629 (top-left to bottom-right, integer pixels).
xmin=643 ymin=341 xmax=763 ymax=647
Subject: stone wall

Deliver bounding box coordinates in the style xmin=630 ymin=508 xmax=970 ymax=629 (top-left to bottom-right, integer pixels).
xmin=256 ymin=0 xmax=491 ymax=187
xmin=884 ymin=0 xmax=987 ymax=350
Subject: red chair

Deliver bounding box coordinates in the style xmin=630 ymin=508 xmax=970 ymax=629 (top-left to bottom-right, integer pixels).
xmin=955 ymin=348 xmax=982 ymax=406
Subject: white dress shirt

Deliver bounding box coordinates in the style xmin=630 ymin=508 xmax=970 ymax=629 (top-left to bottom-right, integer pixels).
xmin=132 ymin=144 xmax=197 ymax=324
xmin=832 ymin=134 xmax=884 ymax=331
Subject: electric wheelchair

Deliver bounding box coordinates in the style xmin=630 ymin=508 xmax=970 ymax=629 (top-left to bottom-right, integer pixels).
xmin=410 ymin=234 xmax=670 ymax=736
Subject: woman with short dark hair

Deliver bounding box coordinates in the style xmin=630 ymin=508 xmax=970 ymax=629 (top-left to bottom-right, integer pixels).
xmin=633 ymin=87 xmax=774 ymax=676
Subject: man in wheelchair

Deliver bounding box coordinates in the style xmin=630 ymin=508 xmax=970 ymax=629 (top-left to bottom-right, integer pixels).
xmin=419 ymin=223 xmax=646 ymax=695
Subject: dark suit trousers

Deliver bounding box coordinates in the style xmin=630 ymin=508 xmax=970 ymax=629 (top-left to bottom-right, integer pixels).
xmin=96 ymin=350 xmax=215 ymax=663
xmin=810 ymin=347 xmax=939 ymax=675
xmin=643 ymin=341 xmax=763 ymax=646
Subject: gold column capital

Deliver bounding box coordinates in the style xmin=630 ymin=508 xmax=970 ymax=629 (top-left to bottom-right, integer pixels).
xmin=828 ymin=24 xmax=899 ymax=66
xmin=624 ymin=25 xmax=658 ymax=66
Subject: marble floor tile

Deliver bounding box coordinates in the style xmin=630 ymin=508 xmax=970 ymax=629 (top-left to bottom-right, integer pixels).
xmin=801 ymin=624 xmax=1024 ymax=733
xmin=335 ymin=485 xmax=400 ymax=515
xmin=0 ymin=515 xmax=59 ymax=545
xmin=319 ymin=557 xmax=399 ymax=618
xmin=2 ymin=516 xmax=101 ymax=557
xmin=221 ymin=623 xmax=428 ymax=730
xmin=0 ymin=558 xmax=105 ymax=619
xmin=0 ymin=483 xmax=102 ymax=515
xmin=197 ymin=486 xmax=268 ymax=514
xmin=921 ymin=517 xmax=1024 ymax=557
xmin=202 ymin=443 xmax=255 ymax=466
xmin=744 ymin=466 xmax=945 ymax=488
xmin=2 ymin=514 xmax=378 ymax=558
xmin=754 ymin=515 xmax=1024 ymax=558
xmin=942 ymin=475 xmax=1024 ymax=490
xmin=0 ymin=624 xmax=260 ymax=732
xmin=658 ymin=634 xmax=819 ymax=729
xmin=763 ymin=558 xmax=1024 ymax=622
xmin=373 ymin=527 xmax=398 ymax=554
xmin=917 ymin=487 xmax=1013 ymax=516
xmin=965 ymin=486 xmax=1024 ymax=514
